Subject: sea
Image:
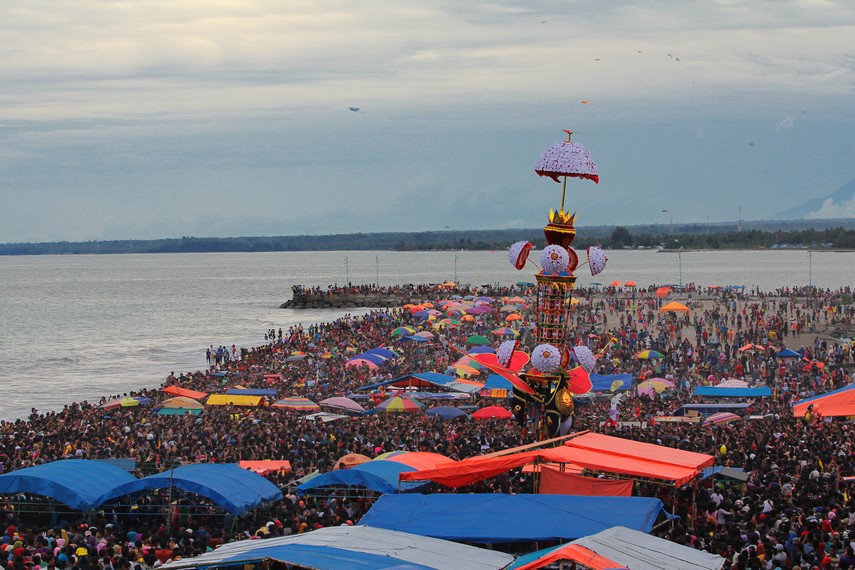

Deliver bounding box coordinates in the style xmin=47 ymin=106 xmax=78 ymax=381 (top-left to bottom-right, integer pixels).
xmin=1 ymin=249 xmax=852 ymax=422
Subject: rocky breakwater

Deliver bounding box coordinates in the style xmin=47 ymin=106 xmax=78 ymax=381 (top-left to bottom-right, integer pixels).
xmin=281 ymin=291 xmax=422 ymax=309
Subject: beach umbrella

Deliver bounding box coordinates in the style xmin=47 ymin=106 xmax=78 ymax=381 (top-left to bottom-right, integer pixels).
xmin=414 ymin=331 xmax=435 ymax=339
xmin=426 ymin=406 xmax=469 ymax=420
xmin=364 ymin=347 xmax=398 ymax=359
xmin=160 ymin=396 xmax=204 ymax=410
xmin=319 ymin=397 xmax=365 ymax=414
xmin=505 ymin=313 xmax=522 ymax=322
xmin=440 ymin=318 xmax=462 ymax=326
xmin=350 ymin=353 xmax=386 ymax=365
xmin=391 ymin=326 xmax=415 ymax=337
xmin=376 ymin=395 xmax=423 ymax=413
xmin=500 ymin=304 xmax=520 ymax=312
xmin=475 ymin=296 xmax=495 ymax=304
xmin=777 ymin=348 xmax=801 ymax=358
xmin=466 ymin=334 xmax=490 ymax=346
xmin=402 ymin=334 xmax=430 ymax=342
xmin=625 ymin=280 xmax=637 ymax=287
xmin=637 ymin=350 xmax=665 ymax=360
xmin=703 ymin=412 xmax=741 ymax=427
xmin=491 ymin=327 xmax=519 ymax=337
xmin=284 ymin=354 xmax=307 ymax=362
xmin=334 ymin=453 xmax=371 ymax=470
xmin=471 ymin=406 xmax=513 ymax=420
xmin=345 ymin=358 xmax=378 ymax=369
xmin=272 ymin=397 xmax=320 ymax=412
xmin=610 ymin=280 xmax=622 ymax=287
xmin=467 ymin=346 xmax=495 ymax=355
xmin=320 ymin=352 xmax=334 ymax=359
xmin=637 ymin=379 xmax=674 ymax=393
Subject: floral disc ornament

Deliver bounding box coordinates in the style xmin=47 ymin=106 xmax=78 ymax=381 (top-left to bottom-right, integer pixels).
xmin=507 ymin=241 xmax=533 ymax=271
xmin=539 ymin=245 xmax=569 ymax=276
xmin=572 ymin=346 xmax=597 ymax=373
xmin=531 ymin=343 xmax=561 ymax=373
xmin=497 ymin=340 xmax=519 ymax=368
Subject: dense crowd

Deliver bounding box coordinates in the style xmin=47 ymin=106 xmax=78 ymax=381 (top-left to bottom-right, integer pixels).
xmin=2 ymin=283 xmax=855 ymax=570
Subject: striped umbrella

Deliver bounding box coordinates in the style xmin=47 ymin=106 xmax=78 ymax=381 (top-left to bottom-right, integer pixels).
xmin=376 ymin=396 xmax=423 ymax=413
xmin=637 ymin=350 xmax=665 ymax=360
xmin=703 ymin=412 xmax=741 ymax=426
xmin=272 ymin=397 xmax=320 ymax=412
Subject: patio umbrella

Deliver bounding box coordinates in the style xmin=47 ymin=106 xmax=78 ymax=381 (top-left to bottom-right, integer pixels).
xmin=272 ymin=397 xmax=320 ymax=412
xmin=466 ymin=334 xmax=490 ymax=346
xmin=474 ymin=296 xmax=495 ymax=304
xmin=624 ymin=280 xmax=637 ymax=287
xmin=703 ymin=412 xmax=741 ymax=427
xmin=334 ymin=453 xmax=371 ymax=470
xmin=610 ymin=280 xmax=622 ymax=287
xmin=376 ymin=396 xmax=423 ymax=413
xmin=471 ymin=406 xmax=513 ymax=420
xmin=505 ymin=314 xmax=522 ymax=322
xmin=319 ymin=397 xmax=365 ymax=414
xmin=426 ymin=406 xmax=469 ymax=420
xmin=391 ymin=326 xmax=415 ymax=337
xmin=637 ymin=350 xmax=665 ymax=360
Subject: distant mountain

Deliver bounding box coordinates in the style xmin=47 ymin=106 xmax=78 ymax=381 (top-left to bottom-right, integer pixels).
xmin=775 ymin=178 xmax=855 ymax=220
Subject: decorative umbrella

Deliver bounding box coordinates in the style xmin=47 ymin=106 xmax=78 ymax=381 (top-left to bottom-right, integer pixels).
xmin=272 ymin=397 xmax=320 ymax=412
xmin=334 ymin=453 xmax=371 ymax=470
xmin=586 ymin=246 xmax=608 ymax=276
xmin=466 ymin=334 xmax=490 ymax=346
xmin=540 ymin=245 xmax=570 ymax=276
xmin=508 ymin=241 xmax=533 ymax=270
xmin=319 ymin=396 xmax=365 ymax=414
xmin=637 ymin=350 xmax=665 ymax=360
xmin=534 ymin=129 xmax=599 ymax=213
xmin=703 ymin=412 xmax=741 ymax=427
xmin=376 ymin=395 xmax=423 ymax=413
xmin=471 ymin=406 xmax=513 ymax=420
xmin=426 ymin=406 xmax=469 ymax=420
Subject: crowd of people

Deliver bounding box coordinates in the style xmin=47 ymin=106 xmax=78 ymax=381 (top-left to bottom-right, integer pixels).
xmin=2 ymin=282 xmax=855 ymax=570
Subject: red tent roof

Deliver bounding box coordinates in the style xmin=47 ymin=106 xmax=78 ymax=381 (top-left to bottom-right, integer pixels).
xmin=163 ymin=385 xmax=208 ymax=399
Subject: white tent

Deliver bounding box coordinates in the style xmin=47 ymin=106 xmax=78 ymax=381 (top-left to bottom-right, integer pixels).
xmin=573 ymin=526 xmax=725 ymax=570
xmin=160 ymin=525 xmax=513 ymax=570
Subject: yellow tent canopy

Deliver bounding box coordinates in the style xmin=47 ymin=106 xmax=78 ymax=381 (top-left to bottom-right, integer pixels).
xmin=206 ymin=394 xmax=263 ymax=407
xmin=659 ymin=301 xmax=690 ymax=313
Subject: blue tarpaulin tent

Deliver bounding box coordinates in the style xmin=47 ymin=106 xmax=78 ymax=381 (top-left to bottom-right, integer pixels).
xmin=97 ymin=463 xmax=282 ymax=515
xmin=359 ymin=494 xmax=670 ymax=543
xmin=590 ymin=373 xmax=633 ymax=392
xmin=0 ymin=460 xmax=137 ymax=511
xmin=297 ymin=460 xmax=421 ymax=495
xmin=694 ymin=386 xmax=772 ymax=398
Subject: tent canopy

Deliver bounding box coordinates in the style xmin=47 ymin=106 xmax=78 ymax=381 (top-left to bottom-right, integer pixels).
xmin=573 ymin=526 xmax=725 ymax=570
xmin=163 ymin=386 xmax=208 ymax=399
xmin=206 ymin=394 xmax=262 ymax=407
xmin=97 ymin=463 xmax=282 ymax=515
xmin=297 ymin=460 xmax=420 ymax=495
xmin=792 ymin=383 xmax=855 ymax=417
xmin=659 ymin=301 xmax=690 ymax=313
xmin=694 ymin=386 xmax=772 ymax=398
xmin=359 ymin=494 xmax=670 ymax=543
xmin=509 ymin=543 xmax=627 ymax=570
xmin=565 ymin=432 xmax=714 ymax=470
xmin=159 ymin=525 xmax=513 ymax=570
xmin=224 ymin=388 xmax=277 ymax=396
xmin=0 ymin=460 xmax=137 ymax=511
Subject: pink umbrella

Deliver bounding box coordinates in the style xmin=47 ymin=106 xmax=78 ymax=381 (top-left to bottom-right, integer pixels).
xmin=345 ymin=358 xmax=378 ymax=369
xmin=471 ymin=406 xmax=513 ymax=420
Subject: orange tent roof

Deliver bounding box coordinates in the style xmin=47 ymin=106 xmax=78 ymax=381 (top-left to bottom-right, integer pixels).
xmin=163 ymin=385 xmax=208 ymax=399
xmin=513 ymin=544 xmax=626 ymax=570
xmin=659 ymin=301 xmax=690 ymax=313
xmin=383 ymin=452 xmax=456 ymax=471
xmin=565 ymin=432 xmax=714 ymax=470
xmin=239 ymin=460 xmax=292 ymax=475
xmin=793 ymin=385 xmax=855 ymax=418
xmin=537 ymin=446 xmax=700 ymax=487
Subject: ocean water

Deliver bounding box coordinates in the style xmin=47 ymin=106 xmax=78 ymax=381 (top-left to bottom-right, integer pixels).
xmin=0 ymin=249 xmax=852 ymax=422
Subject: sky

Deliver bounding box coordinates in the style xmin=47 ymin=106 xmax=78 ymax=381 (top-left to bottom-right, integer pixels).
xmin=2 ymin=0 xmax=855 ymax=243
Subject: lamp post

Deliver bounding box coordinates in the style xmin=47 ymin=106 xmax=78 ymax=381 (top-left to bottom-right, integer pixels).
xmin=675 ymin=239 xmax=682 ymax=288
xmin=345 ymin=256 xmax=349 ymax=286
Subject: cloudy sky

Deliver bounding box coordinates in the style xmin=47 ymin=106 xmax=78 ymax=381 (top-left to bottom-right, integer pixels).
xmin=2 ymin=0 xmax=854 ymax=243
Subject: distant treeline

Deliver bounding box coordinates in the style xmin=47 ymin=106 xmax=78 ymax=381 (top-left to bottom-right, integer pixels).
xmin=2 ymin=224 xmax=855 ymax=255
